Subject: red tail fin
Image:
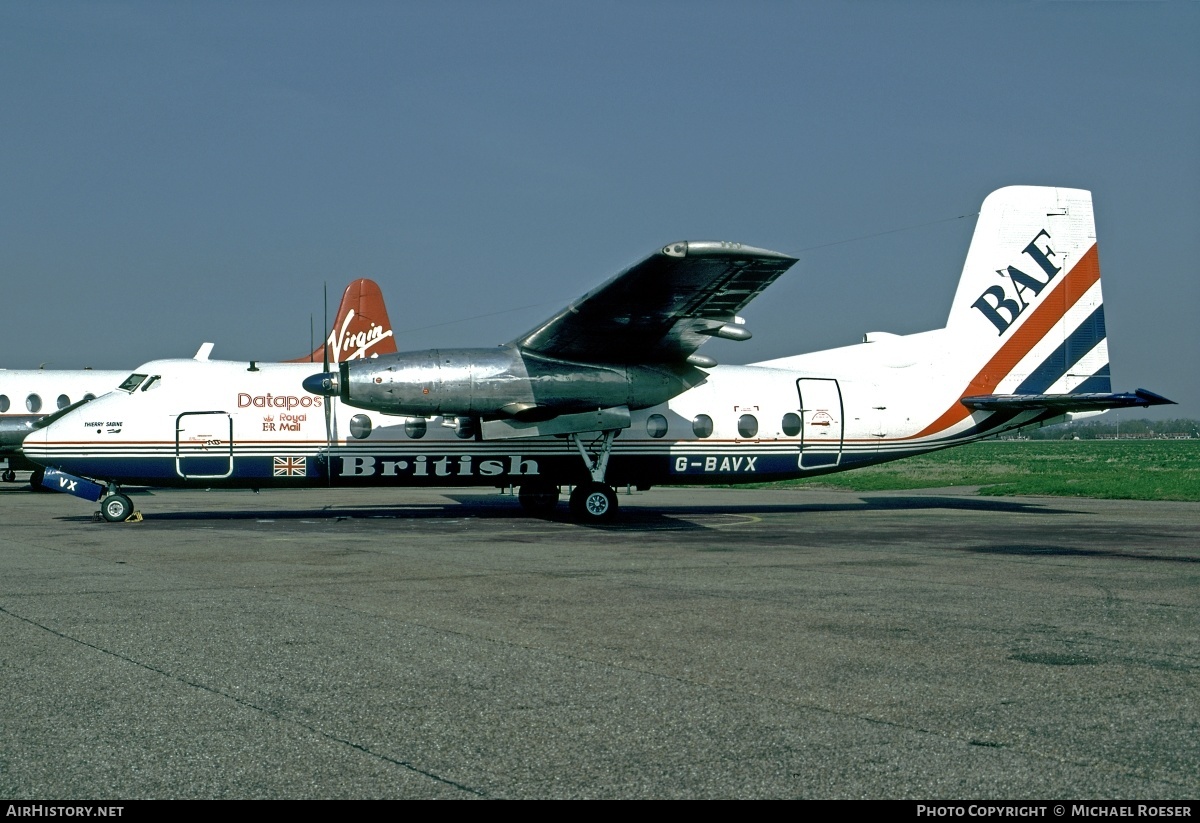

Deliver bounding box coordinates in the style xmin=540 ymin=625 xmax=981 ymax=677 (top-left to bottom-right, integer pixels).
xmin=287 ymin=279 xmax=398 ymax=363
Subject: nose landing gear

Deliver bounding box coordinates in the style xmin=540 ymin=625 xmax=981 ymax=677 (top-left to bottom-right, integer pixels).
xmin=100 ymin=491 xmax=135 ymax=523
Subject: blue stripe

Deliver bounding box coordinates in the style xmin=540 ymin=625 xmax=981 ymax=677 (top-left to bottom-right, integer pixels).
xmin=1070 ymin=365 xmax=1112 ymax=395
xmin=1015 ymin=305 xmax=1107 ymax=394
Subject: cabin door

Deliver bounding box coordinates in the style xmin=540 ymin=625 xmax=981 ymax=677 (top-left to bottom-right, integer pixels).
xmin=175 ymin=411 xmax=234 ymax=479
xmin=796 ymin=378 xmax=844 ymax=470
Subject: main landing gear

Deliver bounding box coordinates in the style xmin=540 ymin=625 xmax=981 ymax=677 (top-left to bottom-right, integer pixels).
xmin=518 ymin=482 xmax=560 ymax=515
xmin=568 ymin=429 xmax=620 ymax=521
xmin=516 ymin=429 xmax=621 ymax=522
xmin=569 ymin=482 xmax=618 ymax=520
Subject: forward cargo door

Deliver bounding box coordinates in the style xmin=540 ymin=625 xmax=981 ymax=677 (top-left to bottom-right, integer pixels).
xmin=175 ymin=411 xmax=234 ymax=479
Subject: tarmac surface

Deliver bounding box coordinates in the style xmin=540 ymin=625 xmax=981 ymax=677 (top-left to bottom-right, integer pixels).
xmin=1 ymin=480 xmax=1197 ymax=799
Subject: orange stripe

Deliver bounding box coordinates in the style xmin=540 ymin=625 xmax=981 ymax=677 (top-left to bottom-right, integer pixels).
xmin=910 ymin=243 xmax=1101 ymax=439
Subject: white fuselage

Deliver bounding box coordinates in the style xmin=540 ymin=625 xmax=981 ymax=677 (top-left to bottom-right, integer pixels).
xmin=21 ymin=338 xmax=1050 ymax=490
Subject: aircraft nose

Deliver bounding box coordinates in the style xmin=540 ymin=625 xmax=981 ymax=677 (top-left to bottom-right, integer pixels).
xmin=302 ymin=371 xmax=339 ymax=396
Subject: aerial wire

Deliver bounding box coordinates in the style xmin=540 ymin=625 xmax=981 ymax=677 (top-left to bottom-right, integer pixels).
xmin=389 ymin=210 xmax=980 ymax=338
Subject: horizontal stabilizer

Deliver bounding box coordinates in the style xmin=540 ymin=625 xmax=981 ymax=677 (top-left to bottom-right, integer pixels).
xmin=961 ymin=389 xmax=1175 ymax=412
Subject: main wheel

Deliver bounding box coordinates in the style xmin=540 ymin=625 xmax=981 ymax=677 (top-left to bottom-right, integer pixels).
xmin=569 ymin=482 xmax=618 ymax=521
xmin=518 ymin=483 xmax=560 ymax=515
xmin=100 ymin=493 xmax=134 ymax=523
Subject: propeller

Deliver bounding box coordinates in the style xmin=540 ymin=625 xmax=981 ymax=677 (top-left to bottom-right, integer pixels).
xmin=323 ymin=283 xmax=334 ymax=486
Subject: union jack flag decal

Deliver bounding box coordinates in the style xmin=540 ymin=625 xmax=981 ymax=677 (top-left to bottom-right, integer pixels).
xmin=273 ymin=457 xmax=307 ymax=477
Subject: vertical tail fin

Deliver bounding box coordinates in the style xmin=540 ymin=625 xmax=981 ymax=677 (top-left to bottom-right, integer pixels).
xmin=946 ymin=186 xmax=1110 ymax=397
xmin=287 ymin=279 xmax=398 ymax=363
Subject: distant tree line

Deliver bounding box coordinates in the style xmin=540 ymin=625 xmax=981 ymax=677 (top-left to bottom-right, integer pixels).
xmin=1019 ymin=418 xmax=1200 ymax=440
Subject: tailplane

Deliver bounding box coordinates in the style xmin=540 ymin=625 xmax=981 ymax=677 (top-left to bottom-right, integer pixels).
xmin=288 ymin=279 xmax=398 ymax=363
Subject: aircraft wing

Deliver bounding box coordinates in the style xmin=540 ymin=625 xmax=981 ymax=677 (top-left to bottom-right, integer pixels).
xmin=960 ymin=389 xmax=1174 ymax=412
xmin=514 ymin=241 xmax=798 ymax=365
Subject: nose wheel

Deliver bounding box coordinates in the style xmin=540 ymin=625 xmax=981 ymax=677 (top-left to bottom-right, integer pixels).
xmin=100 ymin=492 xmax=135 ymax=523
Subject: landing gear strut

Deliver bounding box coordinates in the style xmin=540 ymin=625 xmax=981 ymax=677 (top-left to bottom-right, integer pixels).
xmin=567 ymin=430 xmax=620 ymax=521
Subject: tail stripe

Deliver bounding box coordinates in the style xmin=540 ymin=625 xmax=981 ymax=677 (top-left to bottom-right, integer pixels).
xmin=1013 ymin=303 xmax=1107 ymax=395
xmin=1070 ymin=365 xmax=1112 ymax=395
xmin=910 ymin=242 xmax=1101 ymax=439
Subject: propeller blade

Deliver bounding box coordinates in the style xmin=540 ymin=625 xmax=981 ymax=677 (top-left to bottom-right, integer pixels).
xmin=323 ymin=283 xmax=333 ymax=486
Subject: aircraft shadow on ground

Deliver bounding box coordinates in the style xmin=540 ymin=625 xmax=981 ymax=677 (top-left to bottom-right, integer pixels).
xmin=49 ymin=492 xmax=1081 ymax=531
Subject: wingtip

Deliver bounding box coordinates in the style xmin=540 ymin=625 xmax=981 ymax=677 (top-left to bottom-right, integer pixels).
xmin=661 ymin=241 xmax=795 ymax=261
xmin=1135 ymin=389 xmax=1176 ymax=406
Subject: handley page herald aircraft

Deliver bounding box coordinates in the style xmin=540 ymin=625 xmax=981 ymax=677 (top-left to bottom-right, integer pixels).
xmin=5 ymin=278 xmax=397 ymax=484
xmin=25 ymin=187 xmax=1172 ymax=521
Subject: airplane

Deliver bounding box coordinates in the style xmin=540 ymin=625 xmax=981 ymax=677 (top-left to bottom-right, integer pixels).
xmin=24 ymin=186 xmax=1172 ymax=522
xmin=0 ymin=368 xmax=128 ymax=482
xmin=2 ymin=278 xmax=398 ymax=485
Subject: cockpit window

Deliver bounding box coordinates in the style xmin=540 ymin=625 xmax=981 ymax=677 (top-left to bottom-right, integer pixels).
xmin=119 ymin=373 xmax=148 ymax=392
xmin=140 ymin=375 xmax=161 ymax=391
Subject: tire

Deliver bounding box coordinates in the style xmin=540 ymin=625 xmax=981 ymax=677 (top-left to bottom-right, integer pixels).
xmin=101 ymin=493 xmax=134 ymax=523
xmin=569 ymin=482 xmax=618 ymax=521
xmin=29 ymin=468 xmax=51 ymax=492
xmin=518 ymin=483 xmax=560 ymax=515
xmin=1 ymin=470 xmax=15 ymax=483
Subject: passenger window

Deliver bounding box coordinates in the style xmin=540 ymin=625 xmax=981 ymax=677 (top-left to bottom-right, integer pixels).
xmin=0 ymin=395 xmax=8 ymax=413
xmin=737 ymin=414 xmax=758 ymax=438
xmin=782 ymin=412 xmax=801 ymax=437
xmin=119 ymin=373 xmax=147 ymax=392
xmin=692 ymin=414 xmax=713 ymax=438
xmin=404 ymin=417 xmax=427 ymax=439
xmin=26 ymin=394 xmax=42 ymax=413
xmin=646 ymin=414 xmax=668 ymax=438
xmin=57 ymin=394 xmax=71 ymax=410
xmin=83 ymin=393 xmax=96 ymax=402
xmin=349 ymin=414 xmax=372 ymax=440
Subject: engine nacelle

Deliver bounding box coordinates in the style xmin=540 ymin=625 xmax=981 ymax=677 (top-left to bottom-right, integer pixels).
xmin=302 ymin=346 xmax=699 ymax=421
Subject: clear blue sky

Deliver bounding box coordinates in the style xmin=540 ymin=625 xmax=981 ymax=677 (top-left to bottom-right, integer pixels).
xmin=3 ymin=1 xmax=1197 ymax=417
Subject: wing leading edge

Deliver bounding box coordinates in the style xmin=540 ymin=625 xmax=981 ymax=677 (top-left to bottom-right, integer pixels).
xmin=515 ymin=241 xmax=798 ymax=365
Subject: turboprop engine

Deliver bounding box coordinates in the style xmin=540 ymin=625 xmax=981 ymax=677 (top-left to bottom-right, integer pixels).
xmin=302 ymin=345 xmax=700 ymax=437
